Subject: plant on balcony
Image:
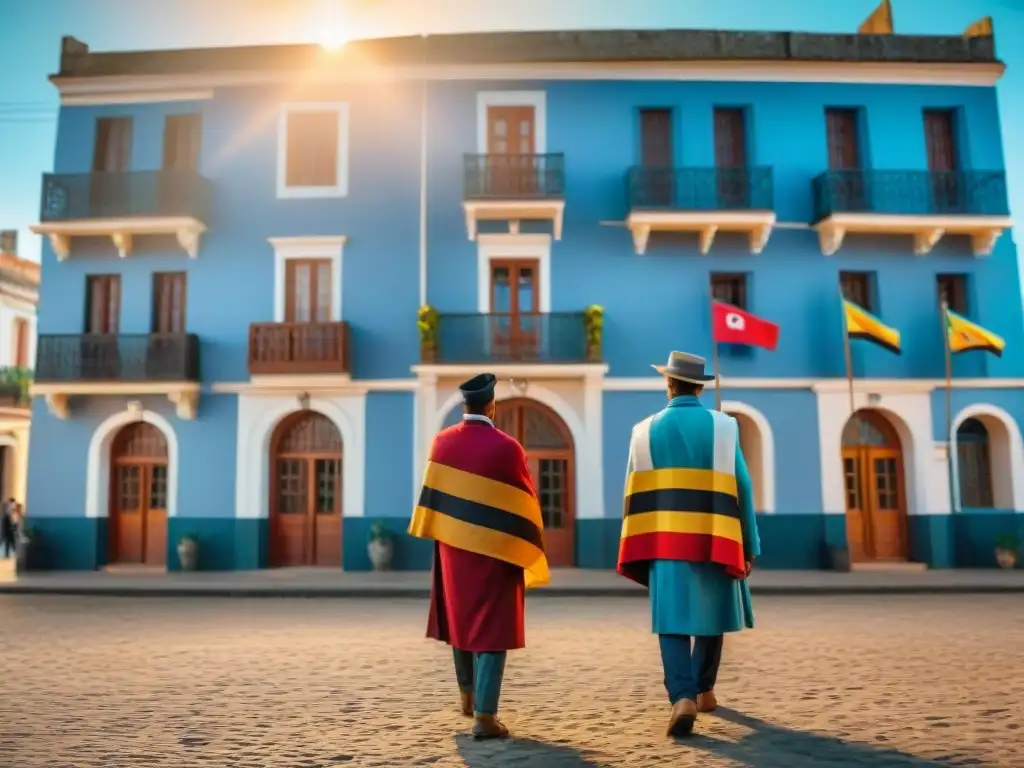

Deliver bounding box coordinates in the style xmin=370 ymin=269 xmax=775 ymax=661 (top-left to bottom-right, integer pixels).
xmin=995 ymin=532 xmax=1020 ymax=570
xmin=368 ymin=520 xmax=394 ymax=571
xmin=583 ymin=305 xmax=604 ymax=362
xmin=0 ymin=366 xmax=31 ymax=406
xmin=418 ymin=305 xmax=439 ymax=363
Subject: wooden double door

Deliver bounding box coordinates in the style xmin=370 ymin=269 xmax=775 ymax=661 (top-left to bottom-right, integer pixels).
xmin=841 ymin=410 xmax=908 ymax=563
xmin=485 ymin=105 xmax=538 ymax=196
xmin=109 ymin=423 xmax=168 ymax=566
xmin=270 ymin=412 xmax=343 ymax=567
xmin=495 ymin=399 xmax=575 ymax=566
xmin=489 ymin=260 xmax=540 ymax=361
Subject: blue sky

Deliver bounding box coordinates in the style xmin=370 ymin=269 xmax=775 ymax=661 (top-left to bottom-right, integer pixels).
xmin=1 ymin=0 xmax=1023 ymax=262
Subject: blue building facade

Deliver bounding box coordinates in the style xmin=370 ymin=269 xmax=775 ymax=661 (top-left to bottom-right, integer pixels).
xmin=25 ymin=29 xmax=1024 ymax=572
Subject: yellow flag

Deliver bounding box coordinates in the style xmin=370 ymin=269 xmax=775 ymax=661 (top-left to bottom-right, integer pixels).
xmin=946 ymin=309 xmax=1005 ymax=357
xmin=844 ymin=300 xmax=901 ymax=354
xmin=964 ymin=16 xmax=993 ymax=37
xmin=858 ymin=0 xmax=894 ymax=34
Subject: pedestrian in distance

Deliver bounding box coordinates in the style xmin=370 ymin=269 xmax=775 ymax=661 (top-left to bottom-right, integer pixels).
xmin=408 ymin=372 xmax=550 ymax=740
xmin=1 ymin=497 xmax=17 ymax=558
xmin=617 ymin=351 xmax=760 ymax=738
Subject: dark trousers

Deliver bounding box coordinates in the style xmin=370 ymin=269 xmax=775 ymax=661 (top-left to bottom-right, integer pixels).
xmin=1 ymin=530 xmax=14 ymax=558
xmin=452 ymin=648 xmax=507 ymax=716
xmin=658 ymin=634 xmax=724 ymax=705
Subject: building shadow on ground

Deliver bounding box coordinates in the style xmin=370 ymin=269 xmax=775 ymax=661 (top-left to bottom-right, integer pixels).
xmin=689 ymin=707 xmax=968 ymax=767
xmin=456 ymin=733 xmax=605 ymax=767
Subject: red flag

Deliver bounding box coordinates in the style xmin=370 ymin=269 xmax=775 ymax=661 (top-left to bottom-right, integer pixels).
xmin=712 ymin=301 xmax=779 ymax=350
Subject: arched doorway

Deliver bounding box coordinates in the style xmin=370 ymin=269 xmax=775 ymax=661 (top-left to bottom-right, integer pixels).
xmin=494 ymin=398 xmax=576 ymax=566
xmin=726 ymin=412 xmax=764 ymax=512
xmin=270 ymin=411 xmax=343 ymax=567
xmin=841 ymin=410 xmax=908 ymax=563
xmin=109 ymin=423 xmax=169 ymax=566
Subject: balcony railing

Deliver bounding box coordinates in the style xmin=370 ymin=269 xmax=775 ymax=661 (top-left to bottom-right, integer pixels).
xmin=39 ymin=170 xmax=213 ymax=222
xmin=627 ymin=166 xmax=774 ymax=211
xmin=248 ymin=322 xmax=351 ymax=375
xmin=812 ymin=170 xmax=1009 ymax=222
xmin=424 ymin=312 xmax=597 ymax=364
xmin=34 ymin=334 xmax=200 ymax=383
xmin=463 ymin=154 xmax=565 ymax=199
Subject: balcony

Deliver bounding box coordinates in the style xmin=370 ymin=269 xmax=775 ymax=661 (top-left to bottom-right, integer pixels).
xmin=811 ymin=170 xmax=1011 ymax=256
xmin=462 ymin=153 xmax=565 ymax=240
xmin=32 ymin=333 xmax=201 ymax=419
xmin=422 ymin=312 xmax=598 ymax=365
xmin=625 ymin=166 xmax=776 ymax=255
xmin=248 ymin=322 xmax=351 ymax=376
xmin=30 ymin=170 xmax=212 ymax=260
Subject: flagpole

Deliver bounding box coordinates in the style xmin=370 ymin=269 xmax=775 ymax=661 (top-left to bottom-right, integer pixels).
xmin=840 ymin=289 xmax=855 ymax=416
xmin=942 ymin=300 xmax=955 ymax=513
xmin=710 ymin=296 xmax=722 ymax=411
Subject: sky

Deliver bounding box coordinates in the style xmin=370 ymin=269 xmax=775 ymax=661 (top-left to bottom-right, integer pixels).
xmin=1 ymin=0 xmax=1023 ymax=263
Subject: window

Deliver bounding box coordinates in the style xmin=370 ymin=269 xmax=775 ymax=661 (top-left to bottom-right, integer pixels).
xmin=957 ymin=418 xmax=994 ymax=508
xmin=93 ymin=117 xmax=132 ymax=172
xmin=710 ymin=273 xmax=748 ymax=310
xmin=163 ymin=114 xmax=202 ymax=171
xmin=277 ymin=103 xmax=348 ymax=198
xmin=639 ymin=109 xmax=673 ymax=167
xmin=936 ymin=274 xmax=967 ymax=314
xmin=839 ymin=271 xmax=873 ymax=311
xmin=489 ymin=260 xmax=539 ymax=315
xmin=152 ymin=272 xmax=187 ymax=333
xmin=824 ymin=109 xmax=862 ymax=170
xmin=285 ymin=260 xmax=333 ymax=322
xmin=85 ymin=275 xmax=121 ymax=333
xmin=713 ymin=108 xmax=748 ymax=168
xmin=12 ymin=317 xmax=29 ymax=367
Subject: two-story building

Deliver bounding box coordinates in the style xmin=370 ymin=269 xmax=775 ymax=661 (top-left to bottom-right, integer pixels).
xmin=25 ymin=27 xmax=1024 ymax=572
xmin=0 ymin=230 xmax=38 ymax=506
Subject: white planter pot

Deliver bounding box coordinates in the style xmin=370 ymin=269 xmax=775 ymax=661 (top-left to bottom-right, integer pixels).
xmin=995 ymin=548 xmax=1017 ymax=570
xmin=368 ymin=538 xmax=394 ymax=571
xmin=177 ymin=541 xmax=199 ymax=572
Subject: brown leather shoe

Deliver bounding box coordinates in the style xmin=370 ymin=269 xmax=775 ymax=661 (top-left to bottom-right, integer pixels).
xmin=666 ymin=699 xmax=698 ymax=738
xmin=696 ymin=690 xmax=718 ymax=713
xmin=459 ymin=689 xmax=474 ymax=717
xmin=472 ymin=713 xmax=510 ymax=740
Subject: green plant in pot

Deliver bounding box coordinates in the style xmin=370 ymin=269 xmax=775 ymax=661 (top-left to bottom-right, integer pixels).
xmin=368 ymin=520 xmax=394 ymax=571
xmin=418 ymin=305 xmax=439 ymax=363
xmin=177 ymin=532 xmax=200 ymax=572
xmin=995 ymin=532 xmax=1020 ymax=570
xmin=583 ymin=305 xmax=604 ymax=362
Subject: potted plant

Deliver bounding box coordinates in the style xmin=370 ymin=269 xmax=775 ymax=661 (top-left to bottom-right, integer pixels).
xmin=177 ymin=532 xmax=200 ymax=572
xmin=828 ymin=545 xmax=851 ymax=573
xmin=583 ymin=304 xmax=604 ymax=362
xmin=368 ymin=520 xmax=394 ymax=571
xmin=417 ymin=305 xmax=439 ymax=363
xmin=995 ymin=533 xmax=1020 ymax=569
xmin=15 ymin=524 xmax=36 ymax=574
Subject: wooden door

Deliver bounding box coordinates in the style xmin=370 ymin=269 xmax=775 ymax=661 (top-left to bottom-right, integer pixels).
xmin=841 ymin=411 xmax=908 ymax=562
xmin=924 ymin=109 xmax=960 ymax=213
xmin=13 ymin=317 xmax=29 ymax=368
xmin=495 ymin=399 xmax=575 ymax=566
xmin=825 ymin=108 xmax=865 ymax=210
xmin=714 ymin=108 xmax=748 ymax=208
xmin=84 ymin=275 xmax=121 ymax=380
xmin=91 ymin=117 xmax=132 ymax=217
xmin=271 ymin=412 xmax=343 ymax=567
xmin=110 ymin=423 xmax=168 ymax=567
xmin=639 ymin=108 xmax=673 ymax=206
xmin=486 ymin=106 xmax=536 ymax=196
xmin=490 ymin=260 xmax=539 ymax=360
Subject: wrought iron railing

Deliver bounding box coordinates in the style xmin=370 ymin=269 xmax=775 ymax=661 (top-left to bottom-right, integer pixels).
xmin=248 ymin=322 xmax=351 ymax=375
xmin=39 ymin=170 xmax=213 ymax=222
xmin=627 ymin=166 xmax=774 ymax=211
xmin=811 ymin=169 xmax=1009 ymax=221
xmin=463 ymin=153 xmax=566 ymax=199
xmin=424 ymin=312 xmax=596 ymax=364
xmin=34 ymin=334 xmax=200 ymax=382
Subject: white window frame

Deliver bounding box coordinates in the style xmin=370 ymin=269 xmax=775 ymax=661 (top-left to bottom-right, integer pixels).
xmin=268 ymin=236 xmax=347 ymax=323
xmin=276 ymin=102 xmax=349 ymax=199
xmin=475 ymin=91 xmax=547 ymax=154
xmin=476 ymin=233 xmax=551 ymax=313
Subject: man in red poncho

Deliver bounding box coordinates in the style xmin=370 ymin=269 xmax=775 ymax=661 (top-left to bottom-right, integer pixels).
xmin=408 ymin=373 xmax=550 ymax=739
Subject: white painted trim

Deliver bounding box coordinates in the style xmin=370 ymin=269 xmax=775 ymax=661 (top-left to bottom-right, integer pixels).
xmin=62 ymin=89 xmax=214 ymax=106
xmin=32 ymin=217 xmax=206 ymax=260
xmin=85 ymin=408 xmax=179 ymax=519
xmin=950 ymin=403 xmax=1024 ymax=512
xmin=235 ymin=393 xmax=366 ymax=520
xmin=211 ymin=378 xmax=417 ymax=394
xmin=275 ymin=102 xmax=349 ymax=199
xmin=477 ymin=233 xmax=551 ymax=313
xmin=476 ymin=90 xmax=547 ymax=154
xmin=52 ymin=61 xmax=1006 ymax=105
xmin=431 ymin=378 xmax=604 ymax=521
xmin=720 ymin=400 xmax=776 ymax=514
xmin=268 ymin=236 xmax=346 ymax=323
xmin=413 ymin=363 xmax=606 ymax=379
xmin=604 ymin=377 xmax=1024 ymax=392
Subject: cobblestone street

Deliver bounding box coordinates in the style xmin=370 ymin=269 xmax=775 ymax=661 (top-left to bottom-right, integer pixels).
xmin=1 ymin=594 xmax=1021 ymax=768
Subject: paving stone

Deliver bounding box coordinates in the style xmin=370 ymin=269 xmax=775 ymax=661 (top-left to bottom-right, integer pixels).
xmin=1 ymin=594 xmax=1021 ymax=767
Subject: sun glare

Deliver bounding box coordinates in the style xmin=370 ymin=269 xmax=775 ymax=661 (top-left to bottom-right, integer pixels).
xmin=318 ymin=28 xmax=349 ymax=51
